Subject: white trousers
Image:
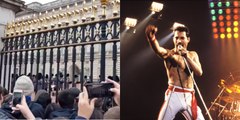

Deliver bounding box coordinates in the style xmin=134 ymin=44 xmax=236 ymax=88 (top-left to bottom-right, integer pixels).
xmin=158 ymin=86 xmax=205 ymax=120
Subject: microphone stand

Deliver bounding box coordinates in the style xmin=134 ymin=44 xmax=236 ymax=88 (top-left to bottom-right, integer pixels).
xmin=182 ymin=56 xmax=213 ymax=120
xmin=218 ymin=103 xmax=228 ymax=117
xmin=207 ymin=87 xmax=225 ymax=114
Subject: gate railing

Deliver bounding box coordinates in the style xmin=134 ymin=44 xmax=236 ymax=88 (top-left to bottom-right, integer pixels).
xmin=0 ymin=17 xmax=120 ymax=99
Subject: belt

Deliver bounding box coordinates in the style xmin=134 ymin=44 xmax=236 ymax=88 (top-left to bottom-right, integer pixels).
xmin=168 ymin=86 xmax=198 ymax=120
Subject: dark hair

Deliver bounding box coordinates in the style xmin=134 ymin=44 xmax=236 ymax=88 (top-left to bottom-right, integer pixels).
xmin=45 ymin=74 xmax=49 ymax=79
xmin=0 ymin=86 xmax=4 ymax=100
xmin=2 ymin=94 xmax=12 ymax=104
xmin=36 ymin=73 xmax=43 ymax=80
xmin=174 ymin=26 xmax=190 ymax=37
xmin=2 ymin=87 xmax=8 ymax=96
xmin=44 ymin=103 xmax=61 ymax=119
xmin=27 ymin=73 xmax=31 ymax=77
xmin=69 ymin=87 xmax=80 ymax=98
xmin=36 ymin=92 xmax=51 ymax=109
xmin=57 ymin=89 xmax=74 ymax=109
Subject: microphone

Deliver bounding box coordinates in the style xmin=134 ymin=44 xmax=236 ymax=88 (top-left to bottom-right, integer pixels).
xmin=177 ymin=44 xmax=183 ymax=55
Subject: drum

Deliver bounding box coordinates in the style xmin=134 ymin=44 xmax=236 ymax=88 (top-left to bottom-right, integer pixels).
xmin=231 ymin=101 xmax=240 ymax=112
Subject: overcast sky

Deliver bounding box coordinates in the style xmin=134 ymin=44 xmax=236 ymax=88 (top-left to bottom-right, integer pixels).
xmin=22 ymin=0 xmax=56 ymax=4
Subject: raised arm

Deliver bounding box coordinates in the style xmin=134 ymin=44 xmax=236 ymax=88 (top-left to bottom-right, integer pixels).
xmin=145 ymin=25 xmax=168 ymax=58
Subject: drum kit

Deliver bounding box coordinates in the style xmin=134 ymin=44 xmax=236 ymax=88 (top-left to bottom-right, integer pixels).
xmin=209 ymin=73 xmax=240 ymax=120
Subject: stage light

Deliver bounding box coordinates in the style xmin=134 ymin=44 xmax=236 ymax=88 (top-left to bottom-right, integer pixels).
xmin=226 ymin=15 xmax=231 ymax=20
xmin=210 ymin=2 xmax=214 ymax=8
xmin=226 ymin=1 xmax=230 ymax=7
xmin=234 ymin=15 xmax=238 ymax=20
xmin=233 ymin=8 xmax=238 ymax=14
xmin=213 ymin=34 xmax=218 ymax=39
xmin=211 ymin=9 xmax=215 ymax=15
xmin=233 ymin=1 xmax=239 ymax=7
xmin=212 ymin=22 xmax=217 ymax=27
xmin=213 ymin=28 xmax=218 ymax=33
xmin=227 ymin=33 xmax=232 ymax=38
xmin=220 ymin=34 xmax=225 ymax=39
xmin=234 ymin=33 xmax=239 ymax=38
xmin=150 ymin=2 xmax=163 ymax=14
xmin=226 ymin=9 xmax=231 ymax=14
xmin=233 ymin=21 xmax=238 ymax=26
xmin=217 ymin=2 xmax=222 ymax=7
xmin=218 ymin=15 xmax=224 ymax=20
xmin=124 ymin=17 xmax=137 ymax=29
xmin=220 ymin=28 xmax=225 ymax=33
xmin=212 ymin=16 xmax=216 ymax=21
xmin=226 ymin=27 xmax=231 ymax=32
xmin=227 ymin=21 xmax=231 ymax=26
xmin=218 ymin=9 xmax=223 ymax=14
xmin=226 ymin=88 xmax=233 ymax=93
xmin=219 ymin=22 xmax=224 ymax=27
xmin=208 ymin=1 xmax=239 ymax=40
xmin=233 ymin=27 xmax=238 ymax=32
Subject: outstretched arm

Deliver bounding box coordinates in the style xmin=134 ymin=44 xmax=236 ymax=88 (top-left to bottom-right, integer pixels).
xmin=145 ymin=25 xmax=168 ymax=59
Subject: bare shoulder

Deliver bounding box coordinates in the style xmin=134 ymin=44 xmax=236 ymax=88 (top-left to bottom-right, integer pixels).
xmin=188 ymin=51 xmax=199 ymax=57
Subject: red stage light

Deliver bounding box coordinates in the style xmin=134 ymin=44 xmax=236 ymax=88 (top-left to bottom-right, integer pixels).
xmin=234 ymin=8 xmax=238 ymax=14
xmin=234 ymin=1 xmax=239 ymax=7
xmin=234 ymin=15 xmax=239 ymax=20
xmin=219 ymin=22 xmax=224 ymax=27
xmin=213 ymin=28 xmax=218 ymax=33
xmin=226 ymin=15 xmax=231 ymax=20
xmin=218 ymin=15 xmax=224 ymax=21
xmin=226 ymin=9 xmax=231 ymax=14
xmin=226 ymin=21 xmax=231 ymax=26
xmin=212 ymin=22 xmax=217 ymax=27
xmin=220 ymin=28 xmax=225 ymax=33
xmin=213 ymin=34 xmax=218 ymax=39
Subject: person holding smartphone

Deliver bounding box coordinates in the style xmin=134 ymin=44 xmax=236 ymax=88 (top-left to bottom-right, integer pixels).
xmin=12 ymin=75 xmax=44 ymax=119
xmin=76 ymin=78 xmax=120 ymax=119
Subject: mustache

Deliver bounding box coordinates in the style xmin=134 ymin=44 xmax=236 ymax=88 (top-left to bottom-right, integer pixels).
xmin=177 ymin=43 xmax=184 ymax=46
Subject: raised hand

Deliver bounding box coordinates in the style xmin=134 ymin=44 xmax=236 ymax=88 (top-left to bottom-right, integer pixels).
xmin=78 ymin=86 xmax=97 ymax=119
xmin=145 ymin=25 xmax=158 ymax=41
xmin=106 ymin=79 xmax=120 ymax=106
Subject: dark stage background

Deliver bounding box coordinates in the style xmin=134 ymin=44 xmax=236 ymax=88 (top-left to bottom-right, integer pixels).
xmin=121 ymin=0 xmax=240 ymax=120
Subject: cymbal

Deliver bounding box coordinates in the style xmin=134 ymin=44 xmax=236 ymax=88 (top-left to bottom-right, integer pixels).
xmin=222 ymin=110 xmax=234 ymax=116
xmin=232 ymin=111 xmax=240 ymax=116
xmin=229 ymin=93 xmax=240 ymax=100
xmin=220 ymin=79 xmax=228 ymax=87
xmin=226 ymin=83 xmax=240 ymax=94
xmin=222 ymin=110 xmax=240 ymax=116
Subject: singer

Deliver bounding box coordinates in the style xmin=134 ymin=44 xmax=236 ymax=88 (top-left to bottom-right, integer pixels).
xmin=145 ymin=24 xmax=204 ymax=120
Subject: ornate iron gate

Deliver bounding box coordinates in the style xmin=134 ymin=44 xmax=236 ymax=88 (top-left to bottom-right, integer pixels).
xmin=0 ymin=17 xmax=120 ymax=99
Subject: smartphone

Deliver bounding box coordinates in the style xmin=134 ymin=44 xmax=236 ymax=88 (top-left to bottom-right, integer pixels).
xmin=85 ymin=82 xmax=114 ymax=98
xmin=12 ymin=89 xmax=23 ymax=107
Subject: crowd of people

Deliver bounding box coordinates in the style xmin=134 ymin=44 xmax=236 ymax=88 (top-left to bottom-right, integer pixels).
xmin=0 ymin=75 xmax=120 ymax=119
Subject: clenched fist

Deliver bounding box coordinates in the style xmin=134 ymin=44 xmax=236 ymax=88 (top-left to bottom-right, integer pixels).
xmin=145 ymin=25 xmax=158 ymax=41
